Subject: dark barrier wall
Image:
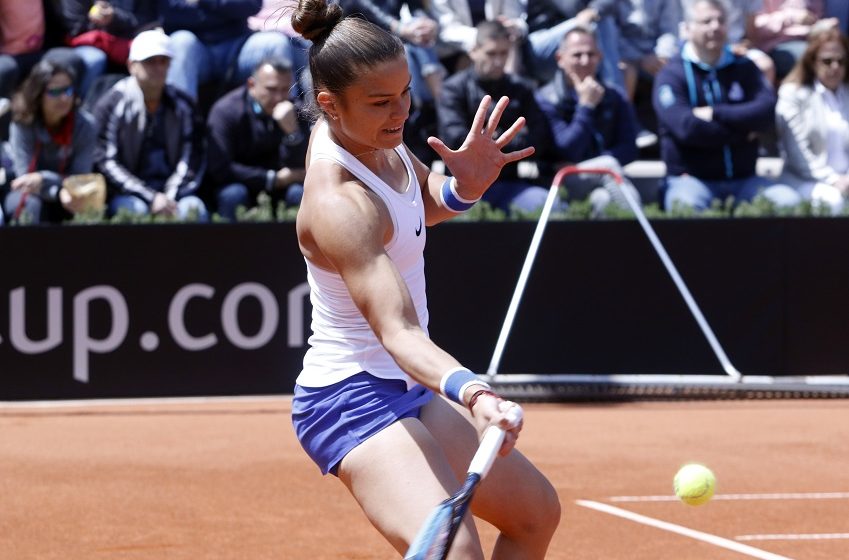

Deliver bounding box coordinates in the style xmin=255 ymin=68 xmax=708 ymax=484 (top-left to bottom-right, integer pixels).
xmin=2 ymin=219 xmax=848 ymax=400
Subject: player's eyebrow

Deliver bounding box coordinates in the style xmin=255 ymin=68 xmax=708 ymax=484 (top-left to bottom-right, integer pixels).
xmin=366 ymin=78 xmax=413 ymax=98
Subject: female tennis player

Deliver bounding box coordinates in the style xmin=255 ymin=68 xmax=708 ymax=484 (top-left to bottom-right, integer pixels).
xmin=289 ymin=0 xmax=561 ymax=557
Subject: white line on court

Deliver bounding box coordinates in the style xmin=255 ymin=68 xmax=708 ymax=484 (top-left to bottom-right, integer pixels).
xmin=737 ymin=533 xmax=849 ymax=542
xmin=609 ymin=492 xmax=849 ymax=502
xmin=575 ymin=500 xmax=796 ymax=560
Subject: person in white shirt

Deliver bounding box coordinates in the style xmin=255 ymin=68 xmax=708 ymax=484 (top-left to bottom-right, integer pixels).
xmin=776 ymin=26 xmax=849 ymax=213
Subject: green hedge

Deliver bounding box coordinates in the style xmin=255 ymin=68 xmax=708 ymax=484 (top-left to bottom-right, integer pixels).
xmin=6 ymin=190 xmax=845 ymax=226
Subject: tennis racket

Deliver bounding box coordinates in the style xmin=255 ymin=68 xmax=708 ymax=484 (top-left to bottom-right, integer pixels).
xmin=404 ymin=406 xmax=523 ymax=560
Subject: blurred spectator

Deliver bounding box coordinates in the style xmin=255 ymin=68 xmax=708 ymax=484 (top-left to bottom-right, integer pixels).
xmin=93 ymin=30 xmax=208 ymax=220
xmin=160 ymin=0 xmax=295 ymax=102
xmin=751 ymin=0 xmax=833 ymax=83
xmin=429 ymin=0 xmax=527 ymax=74
xmin=654 ymin=0 xmax=800 ymax=211
xmin=536 ymin=25 xmax=642 ymax=216
xmin=206 ymin=57 xmax=308 ymax=221
xmin=824 ymin=0 xmax=848 ymax=34
xmin=617 ymin=0 xmax=683 ymax=100
xmin=248 ymin=0 xmax=311 ymax=100
xmin=0 ymin=0 xmax=48 ymax=99
xmin=338 ymin=0 xmax=444 ymax=163
xmin=0 ymin=1 xmax=84 ymax=101
xmin=525 ymin=0 xmax=625 ymax=89
xmin=58 ymin=0 xmax=160 ymax=98
xmin=3 ymin=59 xmax=97 ymax=224
xmin=714 ymin=0 xmax=778 ymax=84
xmin=775 ymin=27 xmax=849 ymax=213
xmin=437 ymin=20 xmax=555 ymax=214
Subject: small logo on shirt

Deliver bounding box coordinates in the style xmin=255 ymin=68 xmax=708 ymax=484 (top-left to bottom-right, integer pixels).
xmin=728 ymin=82 xmax=744 ymax=102
xmin=415 ymin=217 xmax=422 ymax=237
xmin=658 ymin=84 xmax=675 ymax=108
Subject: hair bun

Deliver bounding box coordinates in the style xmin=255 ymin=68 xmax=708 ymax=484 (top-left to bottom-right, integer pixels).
xmin=291 ymin=0 xmax=344 ymax=43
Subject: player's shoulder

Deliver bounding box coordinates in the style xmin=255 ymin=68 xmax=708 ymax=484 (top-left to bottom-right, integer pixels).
xmin=302 ymin=161 xmax=385 ymax=234
xmin=298 ymin=168 xmax=388 ymax=269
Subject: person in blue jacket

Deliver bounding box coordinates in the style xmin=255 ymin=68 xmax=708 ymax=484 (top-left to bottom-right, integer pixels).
xmin=653 ymin=0 xmax=800 ymax=212
xmin=536 ymin=25 xmax=642 ymax=216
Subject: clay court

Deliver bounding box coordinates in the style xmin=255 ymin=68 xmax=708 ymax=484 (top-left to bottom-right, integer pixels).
xmin=2 ymin=396 xmax=847 ymax=559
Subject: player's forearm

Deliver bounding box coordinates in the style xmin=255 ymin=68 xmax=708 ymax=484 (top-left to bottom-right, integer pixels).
xmin=381 ymin=326 xmax=457 ymax=388
xmin=381 ymin=327 xmax=489 ymax=403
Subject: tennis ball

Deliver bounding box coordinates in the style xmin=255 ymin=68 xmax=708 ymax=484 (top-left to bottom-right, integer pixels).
xmin=89 ymin=4 xmax=100 ymax=17
xmin=673 ymin=463 xmax=716 ymax=506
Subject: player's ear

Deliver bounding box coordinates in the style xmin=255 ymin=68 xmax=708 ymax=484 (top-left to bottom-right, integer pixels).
xmin=316 ymin=91 xmax=338 ymax=120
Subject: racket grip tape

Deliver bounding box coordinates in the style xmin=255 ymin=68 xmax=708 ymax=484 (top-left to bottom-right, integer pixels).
xmin=468 ymin=427 xmax=505 ymax=477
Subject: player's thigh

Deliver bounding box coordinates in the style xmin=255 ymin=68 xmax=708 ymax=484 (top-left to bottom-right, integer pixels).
xmin=337 ymin=416 xmax=483 ymax=557
xmin=421 ymin=396 xmax=560 ymax=538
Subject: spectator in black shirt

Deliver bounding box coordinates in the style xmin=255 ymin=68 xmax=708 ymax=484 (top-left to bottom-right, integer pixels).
xmin=206 ymin=57 xmax=309 ymax=220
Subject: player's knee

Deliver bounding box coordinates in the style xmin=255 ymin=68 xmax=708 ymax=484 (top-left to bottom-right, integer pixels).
xmin=515 ymin=480 xmax=561 ymax=541
xmin=537 ymin=483 xmax=562 ymax=537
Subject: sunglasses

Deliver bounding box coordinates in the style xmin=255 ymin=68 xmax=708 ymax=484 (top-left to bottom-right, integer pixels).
xmin=817 ymin=57 xmax=846 ymax=67
xmin=44 ymin=85 xmax=75 ymax=98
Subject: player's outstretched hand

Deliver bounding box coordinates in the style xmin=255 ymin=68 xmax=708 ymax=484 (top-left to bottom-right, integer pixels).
xmin=426 ymin=95 xmax=535 ymax=202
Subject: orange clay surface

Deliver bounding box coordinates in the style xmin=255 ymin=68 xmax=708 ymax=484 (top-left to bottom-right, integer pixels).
xmin=1 ymin=398 xmax=848 ymax=559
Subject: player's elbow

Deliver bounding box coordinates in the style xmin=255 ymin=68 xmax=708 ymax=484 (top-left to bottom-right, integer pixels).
xmin=378 ymin=324 xmax=425 ymax=361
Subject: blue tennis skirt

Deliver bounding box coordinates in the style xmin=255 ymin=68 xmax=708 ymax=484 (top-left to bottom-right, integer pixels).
xmin=292 ymin=372 xmax=434 ymax=476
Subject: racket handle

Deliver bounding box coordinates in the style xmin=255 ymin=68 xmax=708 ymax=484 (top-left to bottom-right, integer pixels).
xmin=468 ymin=407 xmax=522 ymax=477
xmin=468 ymin=426 xmax=505 ymax=478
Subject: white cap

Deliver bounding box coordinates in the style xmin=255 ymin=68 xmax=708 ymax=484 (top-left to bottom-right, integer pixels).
xmin=129 ymin=30 xmax=174 ymax=62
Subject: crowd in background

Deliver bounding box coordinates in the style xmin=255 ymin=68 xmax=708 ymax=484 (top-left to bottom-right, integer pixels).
xmin=1 ymin=0 xmax=848 ymax=225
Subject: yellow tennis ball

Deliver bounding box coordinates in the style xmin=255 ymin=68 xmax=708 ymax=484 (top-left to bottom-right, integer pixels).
xmin=673 ymin=463 xmax=716 ymax=506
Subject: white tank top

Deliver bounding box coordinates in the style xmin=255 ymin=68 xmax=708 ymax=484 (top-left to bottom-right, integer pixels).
xmin=296 ymin=123 xmax=428 ymax=388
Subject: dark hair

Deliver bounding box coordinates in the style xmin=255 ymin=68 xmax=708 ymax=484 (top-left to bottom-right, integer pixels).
xmin=474 ymin=20 xmax=511 ymax=46
xmin=11 ymin=59 xmax=78 ymax=126
xmin=290 ymin=0 xmax=404 ymax=117
xmin=783 ymin=27 xmax=849 ymax=87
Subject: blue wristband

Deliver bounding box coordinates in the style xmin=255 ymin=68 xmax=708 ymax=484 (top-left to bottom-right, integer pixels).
xmin=440 ymin=177 xmax=478 ymax=213
xmin=440 ymin=367 xmax=489 ymax=404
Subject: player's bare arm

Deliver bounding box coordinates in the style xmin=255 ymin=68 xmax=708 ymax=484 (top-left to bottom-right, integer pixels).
xmin=299 ymin=161 xmax=458 ymax=388
xmin=299 ymin=163 xmax=518 ymax=443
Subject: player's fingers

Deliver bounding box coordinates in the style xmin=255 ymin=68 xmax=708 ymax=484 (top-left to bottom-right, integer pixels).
xmin=499 ymin=432 xmax=518 ymax=456
xmin=501 ymin=145 xmax=536 ymax=164
xmin=485 ymin=96 xmax=510 ymax=137
xmin=469 ymin=95 xmax=493 ymax=137
xmin=426 ymin=136 xmax=452 ymax=159
xmin=498 ymin=400 xmax=524 ymax=430
xmin=495 ymin=116 xmax=526 ymax=148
